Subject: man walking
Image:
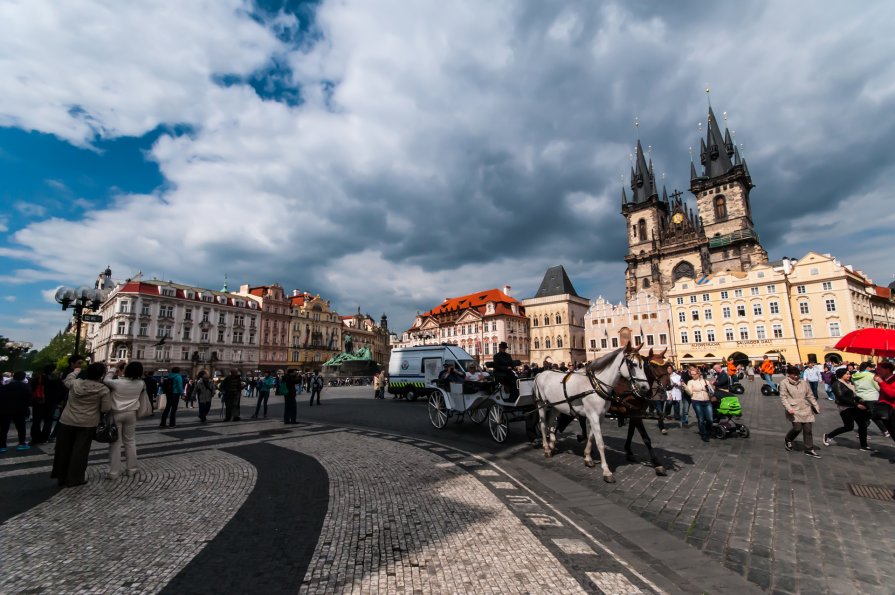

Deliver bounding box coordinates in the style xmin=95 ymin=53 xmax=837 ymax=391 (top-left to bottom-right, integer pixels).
xmin=309 ymin=370 xmax=324 ymax=406
xmin=253 ymin=372 xmax=275 ymax=419
xmin=159 ymin=367 xmax=184 ymax=428
xmin=803 ymin=362 xmax=822 ymax=400
xmin=283 ymin=369 xmax=299 ymax=424
xmin=0 ymin=371 xmax=32 ymax=452
xmin=219 ymin=370 xmax=244 ymax=421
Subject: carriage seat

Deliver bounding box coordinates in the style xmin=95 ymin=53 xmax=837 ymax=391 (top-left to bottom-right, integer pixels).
xmin=463 ymin=380 xmax=494 ymax=394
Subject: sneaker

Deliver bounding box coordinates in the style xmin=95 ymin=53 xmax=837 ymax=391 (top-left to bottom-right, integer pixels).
xmin=784 ymin=439 xmax=794 ymax=451
xmin=15 ymin=444 xmax=31 ymax=451
xmin=823 ymin=433 xmax=832 ymax=446
xmin=125 ymin=468 xmax=138 ymax=477
xmin=885 ymin=431 xmax=891 ymax=438
xmin=106 ymin=472 xmax=120 ymax=480
xmin=661 ymin=429 xmax=668 ymax=435
xmin=804 ymin=449 xmax=821 ymax=459
xmin=859 ymin=446 xmax=875 ymax=452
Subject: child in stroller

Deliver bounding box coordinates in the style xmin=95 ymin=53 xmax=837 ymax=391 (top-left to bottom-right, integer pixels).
xmin=710 ymin=392 xmax=750 ymax=439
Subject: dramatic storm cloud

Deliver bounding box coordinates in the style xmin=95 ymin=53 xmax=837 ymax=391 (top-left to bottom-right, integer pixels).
xmin=1 ymin=0 xmax=894 ymax=346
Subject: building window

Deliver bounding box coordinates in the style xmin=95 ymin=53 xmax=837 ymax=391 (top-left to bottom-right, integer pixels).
xmin=555 ymin=314 xmax=562 ymax=324
xmin=725 ymin=328 xmax=735 ymax=341
xmin=736 ymin=305 xmax=746 ymax=317
xmin=185 ymin=308 xmax=192 ymax=320
xmin=637 ymin=218 xmax=646 ymax=240
xmin=658 ymin=333 xmax=668 ymax=345
xmin=534 ymin=338 xmax=540 ymax=349
xmin=611 ymin=338 xmax=619 ymax=348
xmin=750 ymin=287 xmax=760 ymax=296
xmin=769 ymin=301 xmax=780 ymax=315
xmin=822 ymin=281 xmax=833 ymax=291
xmin=201 ymin=330 xmax=209 ymax=342
xmin=676 ymin=297 xmax=684 ymax=305
xmin=159 ymin=305 xmax=174 ymax=318
xmin=706 ymin=328 xmax=716 ymax=342
xmin=825 ymin=299 xmax=837 ymax=312
xmin=802 ymin=324 xmax=814 ymax=339
xmin=646 ymin=334 xmax=655 ymax=346
xmin=734 ymin=289 xmax=744 ymax=298
xmin=118 ymin=301 xmax=129 ymax=313
xmin=589 ymin=339 xmax=596 ymax=349
xmin=720 ymin=291 xmax=729 ymax=300
xmin=181 ymin=348 xmax=190 ymax=360
xmin=217 ymin=330 xmax=225 ymax=342
xmin=756 ymin=325 xmax=767 ymax=340
xmin=691 ymin=310 xmax=700 ymax=321
xmin=600 ymin=338 xmax=608 ymax=349
xmin=753 ymin=304 xmax=763 ymax=316
xmin=159 ymin=325 xmax=172 ymax=338
xmin=829 ymin=322 xmax=841 ymax=337
xmin=722 ymin=307 xmax=731 ymax=319
xmin=139 ymin=323 xmax=148 ymax=337
xmin=545 ymin=338 xmax=552 ymax=349
xmin=690 ymin=295 xmax=697 ymax=304
xmin=799 ymin=301 xmax=810 ymax=315
xmin=678 ymin=311 xmax=686 ymax=323
xmin=702 ymin=293 xmax=710 ymax=302
xmin=234 ymin=331 xmax=243 ymax=344
xmin=141 ymin=304 xmax=151 ymax=316
xmin=714 ymin=196 xmax=727 ymax=220
xmin=557 ymin=336 xmax=563 ymax=348
xmin=797 ymin=285 xmax=807 ymax=294
xmin=773 ymin=324 xmax=783 ymax=338
xmin=767 ymin=285 xmax=776 ymax=294
xmin=680 ymin=331 xmax=689 ymax=344
xmin=693 ymin=330 xmax=702 ymax=343
xmin=183 ymin=328 xmax=191 ymax=341
xmin=116 ymin=321 xmax=127 ymax=335
xmin=202 ymin=310 xmax=210 ymax=323
xmin=543 ymin=315 xmax=549 ymax=326
xmin=533 ymin=317 xmax=539 ymax=327
xmin=491 ymin=322 xmax=497 ymax=331
xmin=739 ymin=327 xmax=749 ymax=340
xmin=704 ymin=309 xmax=713 ymax=320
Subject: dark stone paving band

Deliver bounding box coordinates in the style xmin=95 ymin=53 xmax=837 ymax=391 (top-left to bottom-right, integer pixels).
xmin=160 ymin=442 xmax=329 ymax=595
xmin=0 ymin=472 xmax=60 ymax=526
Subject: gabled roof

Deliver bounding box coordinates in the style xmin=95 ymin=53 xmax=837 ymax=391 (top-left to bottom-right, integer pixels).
xmin=534 ymin=265 xmax=579 ymax=298
xmin=425 ymin=288 xmax=519 ymax=317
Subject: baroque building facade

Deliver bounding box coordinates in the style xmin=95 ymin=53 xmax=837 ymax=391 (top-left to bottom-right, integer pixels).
xmin=522 ymin=266 xmax=589 ymax=366
xmin=288 ymin=291 xmax=342 ymax=371
xmin=585 ymin=292 xmax=674 ymax=360
xmin=404 ymin=287 xmax=530 ymax=363
xmin=340 ymin=309 xmax=392 ymax=367
xmin=622 ymin=106 xmax=768 ymax=302
xmin=237 ymin=284 xmax=291 ymax=371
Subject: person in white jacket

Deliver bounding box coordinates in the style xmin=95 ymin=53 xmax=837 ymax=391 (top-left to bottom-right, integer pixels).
xmin=103 ymin=360 xmax=147 ymax=478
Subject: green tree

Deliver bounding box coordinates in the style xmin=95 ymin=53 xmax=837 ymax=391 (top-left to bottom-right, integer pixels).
xmin=31 ymin=332 xmax=77 ymax=373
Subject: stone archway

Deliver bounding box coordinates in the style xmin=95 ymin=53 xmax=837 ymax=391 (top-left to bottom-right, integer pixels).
xmin=825 ymin=352 xmax=843 ymax=364
xmin=727 ymin=351 xmax=750 ymax=366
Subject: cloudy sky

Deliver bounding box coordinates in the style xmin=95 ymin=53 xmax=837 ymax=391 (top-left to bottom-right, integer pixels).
xmin=1 ymin=0 xmax=894 ymax=348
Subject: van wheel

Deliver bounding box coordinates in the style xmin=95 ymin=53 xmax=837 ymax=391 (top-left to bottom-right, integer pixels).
xmin=407 ymin=390 xmax=418 ymax=402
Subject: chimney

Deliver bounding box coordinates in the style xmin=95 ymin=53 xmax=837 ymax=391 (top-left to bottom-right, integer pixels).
xmin=503 ymin=284 xmax=511 ymax=296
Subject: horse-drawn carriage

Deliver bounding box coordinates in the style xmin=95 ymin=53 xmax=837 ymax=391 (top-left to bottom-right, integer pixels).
xmin=426 ymin=377 xmax=537 ymax=443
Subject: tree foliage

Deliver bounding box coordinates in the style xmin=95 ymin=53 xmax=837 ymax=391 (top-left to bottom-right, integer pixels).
xmin=30 ymin=332 xmax=77 ymax=373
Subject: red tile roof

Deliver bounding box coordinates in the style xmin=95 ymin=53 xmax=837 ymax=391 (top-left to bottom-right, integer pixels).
xmin=424 ymin=288 xmax=520 ymax=316
xmin=115 ymin=282 xmax=258 ymax=310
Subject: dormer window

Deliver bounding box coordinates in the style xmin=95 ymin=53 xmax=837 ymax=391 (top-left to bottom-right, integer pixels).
xmin=160 ymin=287 xmax=175 ymax=297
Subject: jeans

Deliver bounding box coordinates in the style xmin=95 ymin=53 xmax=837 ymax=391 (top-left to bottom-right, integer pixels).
xmin=198 ymin=400 xmax=213 ymax=422
xmin=691 ymin=400 xmax=713 ymax=439
xmin=826 ymin=407 xmax=869 ymax=447
xmin=109 ymin=410 xmax=138 ymax=475
xmin=762 ymin=373 xmax=778 ymax=392
xmin=254 ymin=390 xmax=270 ymax=417
xmin=665 ymin=400 xmax=681 ymax=420
xmin=824 ymin=384 xmax=835 ymax=401
xmin=808 ymin=381 xmax=819 ymax=399
xmin=161 ymin=394 xmax=179 ymax=426
xmin=786 ymin=422 xmax=814 ymax=450
xmin=284 ymin=395 xmax=297 ymax=423
xmin=0 ymin=413 xmax=27 ymax=448
xmin=310 ymin=388 xmax=321 ymax=405
xmin=680 ymin=398 xmax=690 ymax=425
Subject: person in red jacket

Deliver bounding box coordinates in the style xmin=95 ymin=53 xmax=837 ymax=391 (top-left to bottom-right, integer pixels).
xmin=874 ymin=361 xmax=895 ymax=441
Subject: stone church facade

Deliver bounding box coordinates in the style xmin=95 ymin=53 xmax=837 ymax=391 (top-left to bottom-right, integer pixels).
xmin=622 ymin=106 xmax=768 ymax=301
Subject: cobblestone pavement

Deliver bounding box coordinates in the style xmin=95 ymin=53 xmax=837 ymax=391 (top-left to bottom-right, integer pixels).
xmin=0 ymin=415 xmax=658 ymax=594
xmin=525 ymin=379 xmax=895 ymax=595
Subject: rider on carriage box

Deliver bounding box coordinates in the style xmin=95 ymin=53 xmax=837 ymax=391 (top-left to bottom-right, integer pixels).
xmin=492 ymin=342 xmax=520 ymax=400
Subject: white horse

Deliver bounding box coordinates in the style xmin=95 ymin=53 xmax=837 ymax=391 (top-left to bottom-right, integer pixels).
xmin=533 ymin=345 xmax=651 ymax=483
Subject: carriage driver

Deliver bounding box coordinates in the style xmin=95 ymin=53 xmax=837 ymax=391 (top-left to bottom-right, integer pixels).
xmin=492 ymin=342 xmax=520 ymax=400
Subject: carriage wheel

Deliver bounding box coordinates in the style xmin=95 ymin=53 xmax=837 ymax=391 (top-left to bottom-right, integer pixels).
xmin=428 ymin=392 xmax=448 ymax=429
xmin=468 ymin=405 xmax=488 ymax=424
xmin=488 ymin=404 xmax=509 ymax=443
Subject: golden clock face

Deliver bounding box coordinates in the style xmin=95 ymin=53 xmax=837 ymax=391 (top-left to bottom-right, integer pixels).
xmin=672 ymin=213 xmax=684 ymax=224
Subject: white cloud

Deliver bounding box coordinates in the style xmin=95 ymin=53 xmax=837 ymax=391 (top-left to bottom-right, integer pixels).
xmin=14 ymin=201 xmax=47 ymax=217
xmin=3 ymin=296 xmax=16 ymax=302
xmin=0 ymin=217 xmax=7 ymax=233
xmin=0 ymin=0 xmax=894 ymax=340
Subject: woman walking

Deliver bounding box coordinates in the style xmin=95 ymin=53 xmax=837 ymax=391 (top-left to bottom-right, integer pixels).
xmin=103 ymin=361 xmax=146 ymax=478
xmin=193 ymin=371 xmax=215 ymax=423
xmin=52 ymin=363 xmax=110 ymax=487
xmin=780 ymin=365 xmax=822 ymax=458
xmin=682 ymin=366 xmax=713 ymax=442
xmin=823 ymin=368 xmax=871 ymax=451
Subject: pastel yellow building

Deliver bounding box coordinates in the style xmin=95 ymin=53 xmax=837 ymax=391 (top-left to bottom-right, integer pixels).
xmin=666 ymin=252 xmax=895 ymax=366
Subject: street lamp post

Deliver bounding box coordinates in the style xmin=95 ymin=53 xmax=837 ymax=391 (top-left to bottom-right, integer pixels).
xmin=55 ymin=286 xmax=105 ymax=359
xmin=780 ymin=256 xmax=802 ymax=364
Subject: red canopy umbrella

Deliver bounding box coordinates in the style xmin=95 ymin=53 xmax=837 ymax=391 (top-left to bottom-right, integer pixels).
xmin=834 ymin=328 xmax=895 ymax=358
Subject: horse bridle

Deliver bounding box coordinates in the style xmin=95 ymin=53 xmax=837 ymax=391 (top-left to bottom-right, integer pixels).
xmin=587 ymin=353 xmax=653 ymax=403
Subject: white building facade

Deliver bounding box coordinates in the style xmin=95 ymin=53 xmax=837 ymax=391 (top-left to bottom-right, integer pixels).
xmin=585 ymin=292 xmax=674 ymax=361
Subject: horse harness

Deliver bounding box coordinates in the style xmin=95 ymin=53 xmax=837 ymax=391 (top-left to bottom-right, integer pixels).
xmin=546 ymin=355 xmax=651 ymax=417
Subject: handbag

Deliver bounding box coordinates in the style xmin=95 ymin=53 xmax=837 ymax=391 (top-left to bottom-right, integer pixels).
xmin=157 ymin=392 xmax=167 ymax=410
xmin=95 ymin=412 xmax=119 ymax=443
xmin=871 ymin=401 xmax=892 ymax=422
xmin=137 ymin=387 xmax=152 ymax=418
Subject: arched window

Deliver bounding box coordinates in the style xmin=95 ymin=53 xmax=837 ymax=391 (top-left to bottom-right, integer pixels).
xmin=672 ymin=261 xmax=696 ymax=282
xmin=555 ymin=314 xmax=562 ymax=325
xmin=543 ymin=315 xmax=549 ymax=326
xmin=637 ymin=219 xmax=647 ymax=241
xmin=532 ymin=317 xmax=539 ymax=327
xmin=534 ymin=338 xmax=540 ymax=349
xmin=545 ymin=337 xmax=552 ymax=349
xmin=557 ymin=336 xmax=563 ymax=348
xmin=632 ymin=224 xmax=637 ymax=239
xmin=714 ymin=196 xmax=727 ymax=220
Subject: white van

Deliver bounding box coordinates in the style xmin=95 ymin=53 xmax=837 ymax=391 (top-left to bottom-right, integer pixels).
xmin=387 ymin=345 xmax=476 ymax=401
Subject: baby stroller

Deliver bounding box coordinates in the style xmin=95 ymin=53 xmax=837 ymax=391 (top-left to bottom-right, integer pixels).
xmin=710 ymin=394 xmax=750 ymax=439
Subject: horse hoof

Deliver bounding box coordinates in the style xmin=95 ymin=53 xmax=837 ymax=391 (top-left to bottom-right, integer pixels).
xmin=544 ymin=452 xmax=552 ymax=459
xmin=603 ymin=474 xmax=616 ymax=484
xmin=584 ymin=459 xmax=595 ymax=468
xmin=655 ymin=466 xmax=667 ymax=476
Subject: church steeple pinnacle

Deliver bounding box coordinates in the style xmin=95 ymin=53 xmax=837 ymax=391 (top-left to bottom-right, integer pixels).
xmin=629 ymin=139 xmax=658 ymax=204
xmin=699 ymin=106 xmax=734 ymax=178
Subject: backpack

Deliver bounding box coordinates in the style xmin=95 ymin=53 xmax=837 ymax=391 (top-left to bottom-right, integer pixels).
xmin=313 ymin=376 xmax=324 ymax=389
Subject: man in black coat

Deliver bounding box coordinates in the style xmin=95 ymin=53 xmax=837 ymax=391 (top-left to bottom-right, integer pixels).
xmin=491 ymin=342 xmax=519 ymax=400
xmin=0 ymin=371 xmax=32 ymax=452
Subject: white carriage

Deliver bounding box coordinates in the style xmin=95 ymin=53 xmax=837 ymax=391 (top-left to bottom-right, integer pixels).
xmin=427 ymin=377 xmax=537 ymax=443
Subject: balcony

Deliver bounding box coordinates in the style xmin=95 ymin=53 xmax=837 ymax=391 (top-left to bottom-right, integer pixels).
xmin=708 ymin=229 xmax=759 ymax=248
